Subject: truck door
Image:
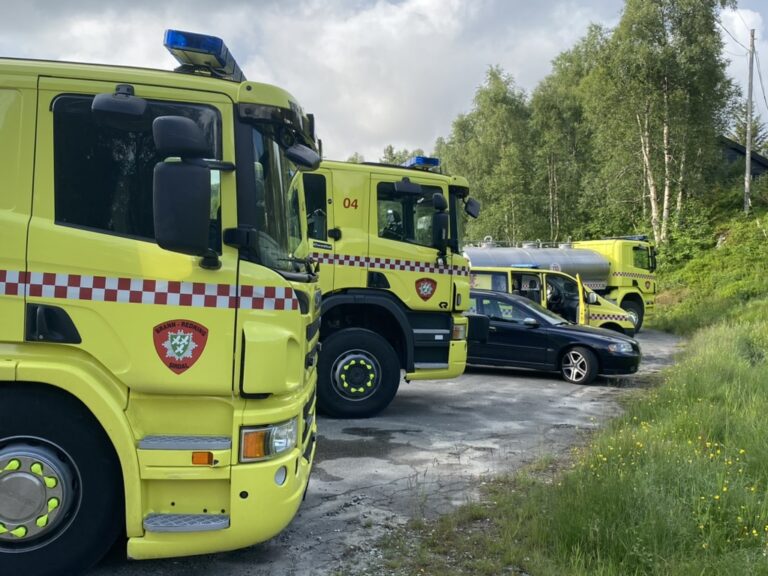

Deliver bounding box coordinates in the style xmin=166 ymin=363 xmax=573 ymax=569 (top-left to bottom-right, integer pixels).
xmin=368 ymin=175 xmax=453 ymax=310
xmin=27 ymin=78 xmax=238 ymax=395
xmin=304 ymin=170 xmax=335 ymax=291
xmin=0 ymin=85 xmax=34 ymax=344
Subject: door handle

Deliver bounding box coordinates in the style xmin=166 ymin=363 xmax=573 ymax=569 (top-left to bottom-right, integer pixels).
xmin=489 ymin=325 xmax=497 ymax=332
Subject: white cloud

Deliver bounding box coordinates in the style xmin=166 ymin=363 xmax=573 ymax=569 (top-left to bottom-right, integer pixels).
xmin=1 ymin=0 xmax=766 ymax=160
xmin=720 ymin=7 xmax=768 ymax=124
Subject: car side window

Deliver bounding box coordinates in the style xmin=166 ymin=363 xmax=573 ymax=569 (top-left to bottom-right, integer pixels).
xmin=481 ymin=297 xmax=525 ymax=323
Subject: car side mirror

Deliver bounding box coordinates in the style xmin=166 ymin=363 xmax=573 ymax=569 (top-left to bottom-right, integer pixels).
xmin=523 ymin=317 xmax=540 ymax=328
xmin=587 ymin=292 xmax=598 ymax=305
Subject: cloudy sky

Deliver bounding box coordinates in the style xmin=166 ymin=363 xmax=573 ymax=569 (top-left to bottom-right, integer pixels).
xmin=2 ymin=0 xmax=766 ymax=161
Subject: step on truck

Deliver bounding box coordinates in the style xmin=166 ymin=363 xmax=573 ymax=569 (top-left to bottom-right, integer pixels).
xmin=0 ymin=30 xmax=322 ymax=575
xmin=304 ymin=157 xmax=485 ymax=417
xmin=465 ymin=235 xmax=656 ymax=331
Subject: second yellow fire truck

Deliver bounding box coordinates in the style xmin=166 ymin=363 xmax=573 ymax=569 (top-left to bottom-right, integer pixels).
xmin=304 ymin=157 xmax=483 ymax=417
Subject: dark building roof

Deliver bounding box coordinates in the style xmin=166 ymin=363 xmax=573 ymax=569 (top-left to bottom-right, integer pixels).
xmin=720 ymin=136 xmax=768 ymax=177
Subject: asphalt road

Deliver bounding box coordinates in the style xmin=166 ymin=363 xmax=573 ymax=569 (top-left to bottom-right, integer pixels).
xmin=90 ymin=329 xmax=682 ymax=576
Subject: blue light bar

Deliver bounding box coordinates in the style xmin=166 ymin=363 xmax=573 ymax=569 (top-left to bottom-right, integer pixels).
xmin=402 ymin=156 xmax=440 ymax=169
xmin=164 ymin=29 xmax=244 ymax=82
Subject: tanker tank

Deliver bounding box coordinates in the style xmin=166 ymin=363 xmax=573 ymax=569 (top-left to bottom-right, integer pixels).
xmin=463 ymin=245 xmax=610 ymax=289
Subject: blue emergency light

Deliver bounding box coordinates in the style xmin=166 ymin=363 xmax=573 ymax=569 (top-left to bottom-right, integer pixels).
xmin=164 ymin=29 xmax=245 ymax=82
xmin=402 ymin=156 xmax=440 ymax=169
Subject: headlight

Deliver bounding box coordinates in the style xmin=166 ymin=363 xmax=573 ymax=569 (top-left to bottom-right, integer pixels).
xmin=608 ymin=341 xmax=634 ymax=354
xmin=240 ymin=418 xmax=298 ymax=462
xmin=452 ymin=323 xmax=467 ymax=341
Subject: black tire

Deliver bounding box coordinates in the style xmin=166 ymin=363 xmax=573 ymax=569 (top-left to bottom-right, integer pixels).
xmin=317 ymin=328 xmax=401 ymax=418
xmin=560 ymin=346 xmax=598 ymax=385
xmin=0 ymin=384 xmax=123 ymax=576
xmin=620 ymin=300 xmax=645 ymax=332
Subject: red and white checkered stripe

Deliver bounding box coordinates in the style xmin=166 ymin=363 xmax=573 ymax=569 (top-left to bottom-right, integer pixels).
xmin=0 ymin=270 xmax=26 ymax=297
xmin=312 ymin=253 xmax=469 ymax=276
xmin=0 ymin=269 xmax=298 ymax=311
xmin=589 ymin=313 xmax=630 ymax=322
xmin=612 ymin=271 xmax=655 ymax=281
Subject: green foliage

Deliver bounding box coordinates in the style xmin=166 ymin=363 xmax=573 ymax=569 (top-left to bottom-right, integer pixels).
xmin=377 ymin=299 xmax=768 ymax=576
xmin=438 ymin=67 xmax=539 ymax=244
xmin=346 ymin=152 xmax=365 ymax=163
xmin=380 ymin=145 xmax=425 ymax=165
xmin=655 ymin=210 xmax=768 ymax=333
xmin=438 ymin=0 xmax=739 ymax=247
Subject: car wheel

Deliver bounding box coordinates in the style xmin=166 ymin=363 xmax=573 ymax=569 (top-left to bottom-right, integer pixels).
xmin=620 ymin=300 xmax=644 ymax=332
xmin=560 ymin=346 xmax=598 ymax=385
xmin=317 ymin=328 xmax=401 ymax=418
xmin=0 ymin=384 xmax=123 ymax=576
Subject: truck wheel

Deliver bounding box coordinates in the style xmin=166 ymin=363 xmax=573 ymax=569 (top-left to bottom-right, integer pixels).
xmin=621 ymin=300 xmax=644 ymax=332
xmin=317 ymin=328 xmax=401 ymax=418
xmin=560 ymin=346 xmax=598 ymax=385
xmin=0 ymin=384 xmax=123 ymax=576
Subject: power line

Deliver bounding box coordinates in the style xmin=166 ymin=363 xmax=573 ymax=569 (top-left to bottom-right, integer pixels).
xmin=754 ymin=49 xmax=768 ymax=113
xmin=717 ymin=19 xmax=750 ymax=51
xmin=735 ymin=9 xmax=750 ymax=32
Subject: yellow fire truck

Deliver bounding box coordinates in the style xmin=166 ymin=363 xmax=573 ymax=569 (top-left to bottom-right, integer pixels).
xmin=304 ymin=157 xmax=483 ymax=417
xmin=468 ymin=266 xmax=636 ymax=336
xmin=465 ymin=236 xmax=656 ymax=330
xmin=0 ymin=31 xmax=321 ymax=575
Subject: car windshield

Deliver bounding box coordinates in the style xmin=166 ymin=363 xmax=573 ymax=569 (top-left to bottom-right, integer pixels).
xmin=249 ymin=126 xmax=304 ymax=274
xmin=518 ymin=297 xmax=572 ymax=325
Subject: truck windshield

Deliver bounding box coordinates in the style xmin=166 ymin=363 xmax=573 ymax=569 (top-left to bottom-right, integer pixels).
xmin=249 ymin=126 xmax=304 ymax=274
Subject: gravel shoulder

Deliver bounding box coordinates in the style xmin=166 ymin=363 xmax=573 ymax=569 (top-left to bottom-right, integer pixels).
xmin=91 ymin=329 xmax=682 ymax=576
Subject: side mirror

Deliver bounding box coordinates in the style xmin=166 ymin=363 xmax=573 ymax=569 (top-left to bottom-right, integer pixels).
xmin=523 ymin=317 xmax=540 ymax=328
xmin=153 ymin=116 xmax=212 ymax=158
xmin=286 ymin=143 xmax=321 ymax=171
xmin=394 ymin=178 xmax=422 ymax=194
xmin=587 ymin=292 xmax=598 ymax=304
xmin=152 ymin=115 xmax=212 ymax=258
xmin=464 ymin=197 xmax=481 ymax=219
xmin=91 ymin=84 xmax=150 ymax=131
xmin=153 ymin=162 xmax=211 ymax=256
xmin=432 ymin=211 xmax=449 ymax=254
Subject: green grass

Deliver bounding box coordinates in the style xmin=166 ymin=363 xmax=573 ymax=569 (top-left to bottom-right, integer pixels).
xmin=375 ymin=317 xmax=768 ymax=575
xmin=371 ymin=214 xmax=768 ymax=575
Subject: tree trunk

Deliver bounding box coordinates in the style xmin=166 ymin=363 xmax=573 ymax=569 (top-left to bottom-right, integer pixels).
xmin=675 ymin=148 xmax=686 ymax=227
xmin=637 ymin=109 xmax=660 ymax=244
xmin=660 ymin=79 xmax=672 ymax=244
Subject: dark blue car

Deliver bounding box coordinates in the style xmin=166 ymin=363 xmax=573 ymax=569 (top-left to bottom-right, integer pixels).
xmin=468 ymin=289 xmax=641 ymax=384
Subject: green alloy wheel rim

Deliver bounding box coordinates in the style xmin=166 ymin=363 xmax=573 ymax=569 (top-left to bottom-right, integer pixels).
xmin=331 ymin=349 xmax=382 ymax=401
xmin=0 ymin=440 xmax=79 ymax=551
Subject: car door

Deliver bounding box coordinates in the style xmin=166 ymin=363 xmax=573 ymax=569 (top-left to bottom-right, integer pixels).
xmin=478 ymin=295 xmax=548 ymax=366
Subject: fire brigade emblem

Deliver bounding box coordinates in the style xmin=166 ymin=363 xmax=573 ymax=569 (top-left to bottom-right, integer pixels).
xmin=415 ymin=278 xmax=437 ymax=301
xmin=153 ymin=320 xmax=208 ymax=374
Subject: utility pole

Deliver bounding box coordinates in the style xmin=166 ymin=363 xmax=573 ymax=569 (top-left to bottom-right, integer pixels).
xmin=745 ymin=28 xmax=755 ymax=214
